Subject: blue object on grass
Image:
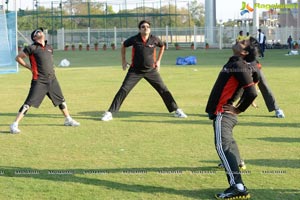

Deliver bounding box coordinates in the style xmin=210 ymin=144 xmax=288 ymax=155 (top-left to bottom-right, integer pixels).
xmin=176 ymin=56 xmax=197 ymax=65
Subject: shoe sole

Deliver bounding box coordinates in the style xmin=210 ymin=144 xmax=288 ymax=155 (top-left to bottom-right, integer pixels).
xmin=215 ymin=193 xmax=251 ymax=199
xmin=64 ymin=123 xmax=80 ymax=126
xmin=101 ymin=117 xmax=113 ymax=121
xmin=10 ymin=131 xmax=20 ymax=134
xmin=64 ymin=124 xmax=80 ymax=126
xmin=174 ymin=115 xmax=187 ymax=118
xmin=10 ymin=128 xmax=20 ymax=134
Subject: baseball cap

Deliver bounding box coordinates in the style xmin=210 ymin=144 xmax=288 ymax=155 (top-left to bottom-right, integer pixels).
xmin=31 ymin=27 xmax=44 ymax=41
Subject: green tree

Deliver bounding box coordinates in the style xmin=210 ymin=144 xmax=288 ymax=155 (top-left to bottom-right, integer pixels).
xmin=189 ymin=0 xmax=205 ymax=27
xmin=17 ymin=1 xmax=205 ymax=30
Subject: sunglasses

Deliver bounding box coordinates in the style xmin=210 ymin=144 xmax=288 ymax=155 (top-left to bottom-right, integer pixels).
xmin=33 ymin=30 xmax=42 ymax=37
xmin=141 ymin=25 xmax=150 ymax=29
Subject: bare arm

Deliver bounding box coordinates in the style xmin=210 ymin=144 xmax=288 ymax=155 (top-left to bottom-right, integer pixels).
xmin=155 ymin=45 xmax=165 ymax=71
xmin=15 ymin=52 xmax=31 ymax=71
xmin=222 ymin=104 xmax=241 ymax=115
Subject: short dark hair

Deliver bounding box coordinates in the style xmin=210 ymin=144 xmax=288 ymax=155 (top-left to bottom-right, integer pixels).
xmin=138 ymin=20 xmax=151 ymax=29
xmin=258 ymin=29 xmax=261 ymax=32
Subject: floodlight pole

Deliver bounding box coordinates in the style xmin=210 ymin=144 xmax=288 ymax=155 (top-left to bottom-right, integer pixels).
xmin=32 ymin=1 xmax=35 ymax=29
xmin=159 ymin=0 xmax=162 ymax=27
xmin=143 ymin=0 xmax=145 ymax=18
xmin=70 ymin=1 xmax=74 ymax=43
xmin=298 ymin=1 xmax=300 ymax=39
xmin=35 ymin=0 xmax=39 ymax=27
xmin=175 ymin=0 xmax=177 ymax=26
xmin=252 ymin=0 xmax=259 ymax=30
xmin=125 ymin=0 xmax=128 ymax=28
xmin=204 ymin=0 xmax=216 ymax=46
xmin=105 ymin=2 xmax=107 ymax=43
xmin=60 ymin=0 xmax=63 ymax=28
xmin=87 ymin=0 xmax=91 ymax=27
xmin=219 ymin=20 xmax=223 ymax=50
xmin=5 ymin=0 xmax=8 ymax=11
xmin=16 ymin=0 xmax=19 ymax=72
xmin=51 ymin=1 xmax=54 ymax=45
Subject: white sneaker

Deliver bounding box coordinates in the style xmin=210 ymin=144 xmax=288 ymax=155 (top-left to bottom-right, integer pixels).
xmin=275 ymin=109 xmax=285 ymax=118
xmin=174 ymin=109 xmax=187 ymax=118
xmin=101 ymin=111 xmax=113 ymax=121
xmin=10 ymin=123 xmax=21 ymax=134
xmin=64 ymin=118 xmax=80 ymax=126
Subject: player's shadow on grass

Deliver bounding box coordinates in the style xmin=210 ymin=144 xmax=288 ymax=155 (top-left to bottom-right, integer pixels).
xmin=78 ymin=111 xmax=212 ymax=124
xmin=77 ymin=110 xmax=171 ymax=121
xmin=245 ymin=159 xmax=300 ymax=169
xmin=0 ymin=123 xmax=61 ymax=134
xmin=77 ymin=111 xmax=102 ymax=120
xmin=122 ymin=119 xmax=211 ymax=125
xmin=237 ymin=121 xmax=299 ymax=128
xmin=254 ymin=137 xmax=300 ymax=143
xmin=202 ymin=159 xmax=300 ymax=169
xmin=79 ymin=110 xmax=170 ymax=118
xmin=241 ymin=114 xmax=281 ymax=118
xmin=1 ymin=166 xmax=299 ymax=199
xmin=0 ymin=112 xmax=63 ymax=119
xmin=0 ymin=166 xmax=216 ymax=199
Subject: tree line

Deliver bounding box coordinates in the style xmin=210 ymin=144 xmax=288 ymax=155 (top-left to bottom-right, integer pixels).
xmin=16 ymin=0 xmax=205 ymax=31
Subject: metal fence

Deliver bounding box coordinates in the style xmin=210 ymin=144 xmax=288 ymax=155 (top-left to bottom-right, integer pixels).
xmin=19 ymin=26 xmax=300 ymax=50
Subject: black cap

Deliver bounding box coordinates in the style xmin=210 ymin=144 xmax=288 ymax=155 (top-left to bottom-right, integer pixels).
xmin=31 ymin=27 xmax=44 ymax=41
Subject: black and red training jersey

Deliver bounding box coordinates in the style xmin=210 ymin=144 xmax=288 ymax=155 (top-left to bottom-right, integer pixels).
xmin=23 ymin=41 xmax=55 ymax=81
xmin=123 ymin=33 xmax=164 ymax=73
xmin=205 ymin=56 xmax=257 ymax=119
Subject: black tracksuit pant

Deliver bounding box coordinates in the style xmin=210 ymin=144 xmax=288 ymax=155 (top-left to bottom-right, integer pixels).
xmin=257 ymin=70 xmax=279 ymax=112
xmin=230 ymin=69 xmax=279 ymax=112
xmin=214 ymin=112 xmax=244 ymax=186
xmin=108 ymin=69 xmax=178 ymax=113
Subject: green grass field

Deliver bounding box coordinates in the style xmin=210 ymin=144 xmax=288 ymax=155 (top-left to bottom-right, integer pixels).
xmin=0 ymin=48 xmax=299 ymax=200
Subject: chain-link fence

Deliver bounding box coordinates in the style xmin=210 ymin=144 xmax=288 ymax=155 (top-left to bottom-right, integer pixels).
xmin=18 ymin=26 xmax=300 ymax=50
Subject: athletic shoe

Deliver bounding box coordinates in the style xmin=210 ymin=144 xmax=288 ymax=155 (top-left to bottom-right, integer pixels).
xmin=64 ymin=118 xmax=80 ymax=126
xmin=275 ymin=109 xmax=285 ymax=118
xmin=174 ymin=109 xmax=187 ymax=118
xmin=218 ymin=160 xmax=246 ymax=170
xmin=215 ymin=185 xmax=250 ymax=199
xmin=10 ymin=123 xmax=21 ymax=134
xmin=101 ymin=111 xmax=113 ymax=121
xmin=239 ymin=160 xmax=247 ymax=170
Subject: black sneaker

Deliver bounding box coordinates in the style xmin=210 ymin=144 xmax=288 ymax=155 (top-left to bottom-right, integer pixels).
xmin=217 ymin=160 xmax=246 ymax=170
xmin=215 ymin=185 xmax=250 ymax=199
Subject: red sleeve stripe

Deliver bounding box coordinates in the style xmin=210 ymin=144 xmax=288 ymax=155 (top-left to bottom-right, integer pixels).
xmin=215 ymin=76 xmax=239 ymax=114
xmin=131 ymin=47 xmax=135 ymax=67
xmin=153 ymin=47 xmax=156 ymax=68
xmin=29 ymin=54 xmax=38 ymax=80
